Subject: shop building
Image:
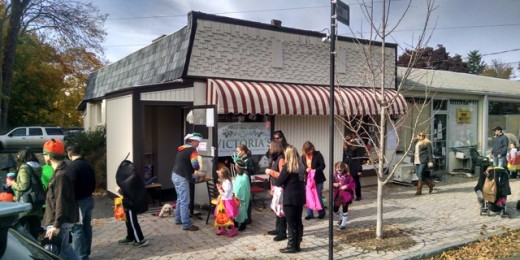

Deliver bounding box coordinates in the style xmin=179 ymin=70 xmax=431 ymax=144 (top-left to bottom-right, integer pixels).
xmin=398 ymin=67 xmax=520 ymax=175
xmin=81 ymin=11 xmax=406 ymax=204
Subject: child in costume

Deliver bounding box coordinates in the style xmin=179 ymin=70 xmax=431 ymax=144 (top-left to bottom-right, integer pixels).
xmin=232 ymin=159 xmax=251 ymax=231
xmin=332 ymin=162 xmax=356 ymax=230
xmin=215 ymin=167 xmax=239 ymax=237
xmin=507 ymin=143 xmax=520 ymax=178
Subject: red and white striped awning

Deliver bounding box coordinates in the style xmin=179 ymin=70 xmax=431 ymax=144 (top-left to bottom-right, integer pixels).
xmin=206 ymin=79 xmax=407 ymax=116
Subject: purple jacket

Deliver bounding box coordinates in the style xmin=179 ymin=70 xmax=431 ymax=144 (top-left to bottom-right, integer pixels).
xmin=333 ymin=172 xmax=356 ymax=204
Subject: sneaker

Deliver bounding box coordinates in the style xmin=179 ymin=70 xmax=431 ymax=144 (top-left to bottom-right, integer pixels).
xmin=133 ymin=239 xmax=149 ymax=248
xmin=318 ymin=212 xmax=326 ymax=219
xmin=175 ymin=221 xmax=182 ymax=225
xmin=118 ymin=238 xmax=133 ymax=244
xmin=183 ymin=225 xmax=199 ymax=231
xmin=304 ymin=215 xmax=314 ymax=220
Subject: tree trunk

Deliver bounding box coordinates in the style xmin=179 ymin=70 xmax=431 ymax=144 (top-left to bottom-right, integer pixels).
xmin=0 ymin=0 xmax=30 ymax=131
xmin=376 ymin=176 xmax=384 ymax=239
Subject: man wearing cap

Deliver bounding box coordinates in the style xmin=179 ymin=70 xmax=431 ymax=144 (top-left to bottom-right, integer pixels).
xmin=491 ymin=126 xmax=508 ymax=168
xmin=171 ymin=132 xmax=203 ymax=231
xmin=42 ymin=139 xmax=80 ymax=259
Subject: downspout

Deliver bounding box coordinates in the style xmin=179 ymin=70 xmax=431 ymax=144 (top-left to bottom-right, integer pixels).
xmin=482 ymin=95 xmax=489 ymax=154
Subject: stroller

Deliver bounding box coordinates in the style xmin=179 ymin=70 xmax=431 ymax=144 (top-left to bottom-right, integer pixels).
xmin=475 ymin=166 xmax=511 ymax=218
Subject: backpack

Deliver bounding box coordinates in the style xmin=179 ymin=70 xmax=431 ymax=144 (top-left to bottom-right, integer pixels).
xmin=18 ymin=164 xmax=46 ymax=206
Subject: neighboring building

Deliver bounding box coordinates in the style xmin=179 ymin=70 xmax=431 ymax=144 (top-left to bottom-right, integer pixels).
xmin=81 ymin=11 xmax=405 ymax=204
xmin=398 ymin=67 xmax=520 ymax=175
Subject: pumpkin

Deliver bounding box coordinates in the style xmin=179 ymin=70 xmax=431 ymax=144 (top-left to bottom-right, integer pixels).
xmin=0 ymin=192 xmax=14 ymax=202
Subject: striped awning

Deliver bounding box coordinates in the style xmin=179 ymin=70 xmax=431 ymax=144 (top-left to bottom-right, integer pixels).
xmin=206 ymin=79 xmax=407 ymax=116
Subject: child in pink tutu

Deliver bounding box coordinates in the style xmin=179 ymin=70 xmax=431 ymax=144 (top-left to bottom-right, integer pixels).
xmin=215 ymin=167 xmax=239 ymax=237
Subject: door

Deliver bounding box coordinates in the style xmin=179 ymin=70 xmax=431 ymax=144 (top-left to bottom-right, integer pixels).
xmin=432 ymin=113 xmax=447 ymax=173
xmin=184 ymin=105 xmax=218 ymax=215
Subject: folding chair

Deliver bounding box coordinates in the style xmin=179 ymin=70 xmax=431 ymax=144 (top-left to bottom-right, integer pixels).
xmin=206 ymin=180 xmax=220 ymax=225
xmin=250 ymin=175 xmax=269 ymax=208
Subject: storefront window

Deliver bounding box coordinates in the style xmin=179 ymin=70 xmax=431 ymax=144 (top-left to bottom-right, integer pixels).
xmin=488 ymin=101 xmax=520 ymax=150
xmin=447 ymin=100 xmax=478 ymax=149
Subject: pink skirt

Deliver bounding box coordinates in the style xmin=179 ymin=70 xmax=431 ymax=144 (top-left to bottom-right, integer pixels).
xmin=214 ymin=199 xmax=239 ymax=219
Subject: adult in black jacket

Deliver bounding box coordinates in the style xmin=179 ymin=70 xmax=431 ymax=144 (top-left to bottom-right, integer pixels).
xmin=265 ymin=140 xmax=287 ymax=241
xmin=68 ymin=144 xmax=96 ymax=259
xmin=342 ymin=137 xmax=364 ymax=200
xmin=116 ymin=159 xmax=149 ymax=247
xmin=274 ymin=145 xmax=306 ymax=253
xmin=301 ymin=141 xmax=326 ymax=219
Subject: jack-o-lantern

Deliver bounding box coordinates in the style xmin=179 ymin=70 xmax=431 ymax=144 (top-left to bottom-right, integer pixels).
xmin=0 ymin=192 xmax=14 ymax=202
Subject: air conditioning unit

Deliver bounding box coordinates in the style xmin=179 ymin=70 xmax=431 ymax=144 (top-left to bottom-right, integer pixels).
xmin=392 ymin=164 xmax=416 ymax=184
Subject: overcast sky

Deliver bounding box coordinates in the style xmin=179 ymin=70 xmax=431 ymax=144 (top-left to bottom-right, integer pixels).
xmin=87 ymin=0 xmax=520 ymax=79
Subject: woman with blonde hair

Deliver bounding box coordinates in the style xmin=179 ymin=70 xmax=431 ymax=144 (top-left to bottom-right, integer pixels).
xmin=412 ymin=132 xmax=435 ymax=195
xmin=274 ymin=145 xmax=306 ymax=253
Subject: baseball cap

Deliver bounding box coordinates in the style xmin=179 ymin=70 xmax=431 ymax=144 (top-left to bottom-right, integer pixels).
xmin=43 ymin=139 xmax=65 ymax=156
xmin=492 ymin=126 xmax=502 ymax=131
xmin=184 ymin=132 xmax=203 ymax=142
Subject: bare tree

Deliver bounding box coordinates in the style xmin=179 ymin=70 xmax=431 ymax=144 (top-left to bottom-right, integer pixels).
xmin=0 ymin=0 xmax=107 ymax=131
xmin=336 ymin=0 xmax=438 ymax=239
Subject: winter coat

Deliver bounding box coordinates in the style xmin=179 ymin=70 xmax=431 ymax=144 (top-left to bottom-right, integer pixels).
xmin=43 ymin=161 xmax=79 ymax=228
xmin=333 ymin=171 xmax=356 ymax=204
xmin=11 ymin=162 xmax=44 ymax=218
xmin=301 ymin=151 xmax=326 ymax=183
xmin=116 ymin=160 xmax=148 ymax=214
xmin=492 ymin=134 xmax=508 ymax=157
xmin=274 ymin=162 xmax=306 ymax=206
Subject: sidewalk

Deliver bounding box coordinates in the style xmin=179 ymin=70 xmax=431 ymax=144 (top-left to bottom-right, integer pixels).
xmin=89 ymin=175 xmax=520 ymax=259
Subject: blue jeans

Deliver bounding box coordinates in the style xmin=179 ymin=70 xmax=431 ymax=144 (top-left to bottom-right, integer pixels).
xmin=172 ymin=172 xmax=192 ymax=228
xmin=306 ymin=182 xmax=325 ymax=217
xmin=493 ymin=156 xmax=506 ymax=168
xmin=72 ymin=196 xmax=94 ymax=260
xmin=50 ymin=223 xmax=80 ymax=260
xmin=415 ymin=163 xmax=428 ymax=181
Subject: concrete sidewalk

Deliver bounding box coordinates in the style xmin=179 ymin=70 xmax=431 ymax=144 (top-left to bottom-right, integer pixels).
xmin=88 ymin=175 xmax=520 ymax=259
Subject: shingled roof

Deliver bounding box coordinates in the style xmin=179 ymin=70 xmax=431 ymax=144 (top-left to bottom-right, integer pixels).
xmin=84 ymin=23 xmax=191 ymax=102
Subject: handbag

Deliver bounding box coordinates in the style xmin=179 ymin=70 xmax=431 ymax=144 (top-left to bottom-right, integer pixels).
xmin=214 ymin=196 xmax=235 ymax=227
xmin=482 ymin=176 xmax=497 ymax=202
xmin=270 ymin=186 xmax=284 ymax=217
xmin=114 ymin=196 xmax=126 ymax=221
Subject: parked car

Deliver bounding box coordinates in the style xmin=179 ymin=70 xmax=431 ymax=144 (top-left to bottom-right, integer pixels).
xmin=0 ymin=202 xmax=59 ymax=259
xmin=0 ymin=126 xmax=64 ymax=151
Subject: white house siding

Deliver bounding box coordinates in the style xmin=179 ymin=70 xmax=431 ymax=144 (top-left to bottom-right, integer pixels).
xmin=106 ymin=95 xmax=134 ymax=195
xmin=84 ymin=101 xmax=106 ymax=131
xmin=188 ymin=19 xmax=396 ymax=88
xmin=140 ymin=88 xmax=193 ymax=102
xmin=275 ymin=115 xmax=345 ymax=192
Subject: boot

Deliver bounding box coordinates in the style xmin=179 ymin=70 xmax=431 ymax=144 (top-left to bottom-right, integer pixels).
xmin=339 ymin=213 xmax=349 ymax=230
xmin=415 ymin=181 xmax=423 ymax=196
xmin=216 ymin=227 xmax=227 ymax=236
xmin=227 ymin=226 xmax=238 ymax=237
xmin=295 ymin=225 xmax=303 ymax=252
xmin=425 ymin=179 xmax=435 ymax=194
xmin=279 ymin=232 xmax=297 ymax=253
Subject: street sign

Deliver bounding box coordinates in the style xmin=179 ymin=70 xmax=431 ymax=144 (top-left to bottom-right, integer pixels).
xmin=337 ymin=0 xmax=350 ymax=26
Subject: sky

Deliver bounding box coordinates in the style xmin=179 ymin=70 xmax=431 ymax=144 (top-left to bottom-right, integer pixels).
xmin=86 ymin=0 xmax=520 ymax=79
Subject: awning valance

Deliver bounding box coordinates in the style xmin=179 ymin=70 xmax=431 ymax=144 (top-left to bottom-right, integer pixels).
xmin=207 ymin=79 xmax=407 ymax=116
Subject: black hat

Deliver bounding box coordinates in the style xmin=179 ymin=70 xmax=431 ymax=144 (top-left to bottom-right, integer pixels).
xmin=493 ymin=126 xmax=502 ymax=131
